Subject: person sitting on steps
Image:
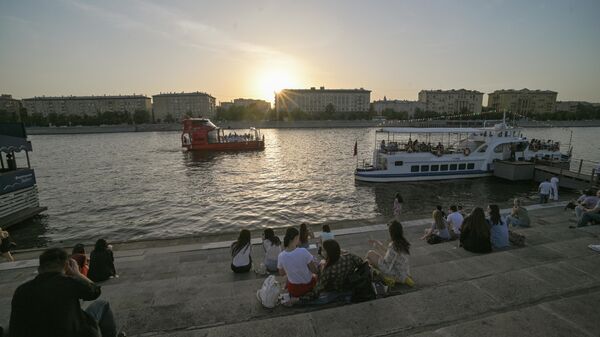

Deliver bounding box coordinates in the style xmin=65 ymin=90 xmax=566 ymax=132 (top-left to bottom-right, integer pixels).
xmin=366 ymin=220 xmax=414 ymax=287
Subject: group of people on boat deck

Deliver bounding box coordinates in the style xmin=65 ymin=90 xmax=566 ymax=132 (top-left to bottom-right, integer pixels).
xmin=379 ymin=139 xmax=447 ymax=155
xmin=529 ymin=138 xmax=560 ymax=152
xmin=6 ymin=239 xmax=125 ymax=337
xmin=416 ymin=199 xmax=529 ymax=253
xmin=221 ymin=132 xmax=255 ymax=143
xmin=230 ymin=220 xmax=414 ymax=306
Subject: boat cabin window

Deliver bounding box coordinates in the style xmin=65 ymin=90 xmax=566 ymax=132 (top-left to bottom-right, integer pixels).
xmin=497 ymin=132 xmax=502 ymax=137
xmin=458 ymin=163 xmax=466 ymax=170
xmin=395 ymin=161 xmax=404 ymax=166
xmin=421 ymin=165 xmax=429 ymax=172
xmin=441 ymin=164 xmax=448 ymax=171
xmin=494 ymin=144 xmax=504 ymax=153
xmin=478 ymin=145 xmax=488 ymax=153
xmin=450 ymin=164 xmax=457 ymax=170
xmin=411 ymin=165 xmax=419 ymax=172
xmin=467 ymin=163 xmax=475 ymax=170
xmin=431 ymin=165 xmax=439 ymax=172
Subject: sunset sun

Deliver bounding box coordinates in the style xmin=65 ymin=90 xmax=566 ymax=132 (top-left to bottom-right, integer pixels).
xmin=256 ymin=67 xmax=298 ymax=102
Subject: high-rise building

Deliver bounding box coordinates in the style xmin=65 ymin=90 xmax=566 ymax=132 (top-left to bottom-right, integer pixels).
xmin=371 ymin=97 xmax=425 ymax=117
xmin=0 ymin=94 xmax=21 ymax=116
xmin=418 ymin=89 xmax=483 ymax=115
xmin=152 ymin=92 xmax=216 ymax=122
xmin=21 ymin=95 xmax=151 ymax=117
xmin=275 ymin=87 xmax=370 ymax=115
xmin=487 ymin=89 xmax=557 ymax=116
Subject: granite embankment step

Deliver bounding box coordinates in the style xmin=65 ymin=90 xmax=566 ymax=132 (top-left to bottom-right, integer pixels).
xmin=0 ymin=204 xmax=598 ymax=336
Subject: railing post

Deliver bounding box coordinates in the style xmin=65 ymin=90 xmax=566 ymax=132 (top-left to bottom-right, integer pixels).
xmin=578 ymin=159 xmax=583 ymax=176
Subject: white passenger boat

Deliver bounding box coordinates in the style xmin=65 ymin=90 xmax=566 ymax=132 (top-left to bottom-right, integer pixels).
xmin=355 ymin=121 xmax=570 ymax=183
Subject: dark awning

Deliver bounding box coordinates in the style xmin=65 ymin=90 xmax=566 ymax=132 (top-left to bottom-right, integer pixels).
xmin=0 ymin=135 xmax=32 ymax=153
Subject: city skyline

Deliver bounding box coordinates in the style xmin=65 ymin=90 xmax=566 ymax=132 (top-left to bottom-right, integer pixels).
xmin=1 ymin=1 xmax=600 ymax=104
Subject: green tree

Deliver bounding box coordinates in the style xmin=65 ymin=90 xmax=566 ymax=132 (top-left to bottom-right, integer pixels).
xmin=133 ymin=110 xmax=151 ymax=124
xmin=164 ymin=113 xmax=175 ymax=123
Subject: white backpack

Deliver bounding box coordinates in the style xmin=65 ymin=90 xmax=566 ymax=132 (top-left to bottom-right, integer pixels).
xmin=256 ymin=275 xmax=280 ymax=308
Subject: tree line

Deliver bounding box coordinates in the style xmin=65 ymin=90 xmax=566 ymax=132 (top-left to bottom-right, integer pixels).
xmin=0 ymin=109 xmax=153 ymax=126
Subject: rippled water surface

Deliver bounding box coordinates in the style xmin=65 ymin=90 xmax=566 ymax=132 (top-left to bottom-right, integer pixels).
xmin=10 ymin=126 xmax=599 ymax=247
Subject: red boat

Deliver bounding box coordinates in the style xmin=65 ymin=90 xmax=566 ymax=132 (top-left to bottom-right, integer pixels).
xmin=181 ymin=118 xmax=265 ymax=151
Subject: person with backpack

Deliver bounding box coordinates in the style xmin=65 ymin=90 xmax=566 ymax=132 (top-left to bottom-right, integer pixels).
xmin=277 ymin=227 xmax=319 ymax=297
xmin=230 ymin=229 xmax=252 ymax=273
xmin=460 ymin=207 xmax=492 ymax=253
xmin=366 ymin=220 xmax=414 ymax=286
xmin=262 ymin=228 xmax=281 ymax=273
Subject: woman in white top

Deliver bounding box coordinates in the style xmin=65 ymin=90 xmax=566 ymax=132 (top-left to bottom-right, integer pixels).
xmin=231 ymin=229 xmax=252 ymax=273
xmin=366 ymin=220 xmax=414 ymax=286
xmin=262 ymin=228 xmax=281 ymax=272
xmin=278 ymin=227 xmax=319 ymax=298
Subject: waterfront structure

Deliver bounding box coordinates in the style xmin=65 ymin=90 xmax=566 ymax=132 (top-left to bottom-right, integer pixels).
xmin=152 ymin=92 xmax=216 ymax=122
xmin=22 ymin=95 xmax=151 ymax=117
xmin=418 ymin=89 xmax=483 ymax=115
xmin=372 ymin=97 xmax=425 ymax=117
xmin=554 ymin=101 xmax=594 ymax=113
xmin=487 ymin=89 xmax=557 ymax=116
xmin=275 ymin=87 xmax=370 ymax=116
xmin=0 ymin=94 xmax=21 ymax=116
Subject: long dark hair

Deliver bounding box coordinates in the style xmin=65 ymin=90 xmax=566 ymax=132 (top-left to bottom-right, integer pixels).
xmin=299 ymin=223 xmax=310 ymax=244
xmin=395 ymin=193 xmax=403 ymax=203
xmin=389 ymin=220 xmax=410 ymax=254
xmin=284 ymin=227 xmax=299 ymax=248
xmin=488 ymin=204 xmax=501 ymax=225
xmin=463 ymin=207 xmax=490 ymax=239
xmin=232 ymin=229 xmax=251 ymax=256
xmin=94 ymin=239 xmax=108 ymax=252
xmin=72 ymin=243 xmax=85 ymax=255
xmin=323 ymin=240 xmax=341 ymax=268
xmin=263 ymin=228 xmax=280 ymax=246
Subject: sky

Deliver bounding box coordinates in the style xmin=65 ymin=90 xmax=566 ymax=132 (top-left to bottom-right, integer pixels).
xmin=1 ymin=0 xmax=599 ymax=105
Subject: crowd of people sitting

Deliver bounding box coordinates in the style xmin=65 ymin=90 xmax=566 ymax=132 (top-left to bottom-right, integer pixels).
xmin=229 ymin=197 xmax=535 ymax=307
xmin=6 ymin=239 xmax=123 ymax=337
xmin=380 ymin=139 xmax=448 ymax=155
xmin=529 ymin=138 xmax=560 ymax=152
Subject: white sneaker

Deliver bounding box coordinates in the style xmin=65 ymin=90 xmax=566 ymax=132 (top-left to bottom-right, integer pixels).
xmin=588 ymin=244 xmax=600 ymax=252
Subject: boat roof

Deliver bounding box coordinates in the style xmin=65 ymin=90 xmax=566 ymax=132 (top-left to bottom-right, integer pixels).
xmin=379 ymin=127 xmax=483 ymax=134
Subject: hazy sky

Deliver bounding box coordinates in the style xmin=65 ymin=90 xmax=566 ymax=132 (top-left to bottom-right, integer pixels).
xmin=1 ymin=0 xmax=599 ymax=104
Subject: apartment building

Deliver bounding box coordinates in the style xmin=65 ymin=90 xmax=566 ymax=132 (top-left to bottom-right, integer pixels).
xmin=152 ymin=92 xmax=216 ymax=122
xmin=22 ymin=95 xmax=151 ymax=116
xmin=487 ymin=89 xmax=557 ymax=116
xmin=418 ymin=89 xmax=483 ymax=115
xmin=275 ymin=87 xmax=370 ymax=115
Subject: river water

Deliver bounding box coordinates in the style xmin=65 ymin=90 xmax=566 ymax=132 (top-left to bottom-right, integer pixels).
xmin=9 ymin=126 xmax=599 ymax=248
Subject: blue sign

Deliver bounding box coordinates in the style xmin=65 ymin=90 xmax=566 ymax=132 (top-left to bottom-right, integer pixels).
xmin=0 ymin=169 xmax=36 ymax=195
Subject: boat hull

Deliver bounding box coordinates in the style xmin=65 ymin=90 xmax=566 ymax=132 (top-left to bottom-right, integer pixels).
xmin=354 ymin=170 xmax=492 ymax=182
xmin=183 ymin=141 xmax=265 ymax=152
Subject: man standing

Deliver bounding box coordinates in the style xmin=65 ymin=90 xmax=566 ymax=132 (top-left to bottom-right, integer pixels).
xmin=550 ymin=176 xmax=560 ymax=201
xmin=9 ymin=248 xmax=125 ymax=337
xmin=538 ymin=178 xmax=553 ymax=204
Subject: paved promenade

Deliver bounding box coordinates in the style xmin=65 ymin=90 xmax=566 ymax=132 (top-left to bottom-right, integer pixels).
xmin=1 ymin=203 xmax=599 ymax=336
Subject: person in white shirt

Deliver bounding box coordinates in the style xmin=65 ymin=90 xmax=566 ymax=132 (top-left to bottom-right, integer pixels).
xmin=231 ymin=229 xmax=252 ymax=273
xmin=446 ymin=205 xmax=464 ymax=238
xmin=262 ymin=228 xmax=282 ymax=273
xmin=538 ymin=179 xmax=553 ymax=204
xmin=550 ymin=176 xmax=559 ymax=201
xmin=278 ymin=227 xmax=319 ymax=298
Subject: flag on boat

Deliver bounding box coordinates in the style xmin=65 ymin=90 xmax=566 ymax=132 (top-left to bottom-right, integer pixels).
xmin=353 ymin=140 xmax=357 ymax=156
